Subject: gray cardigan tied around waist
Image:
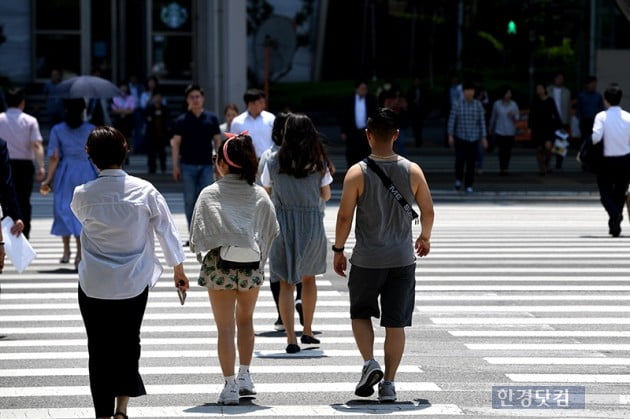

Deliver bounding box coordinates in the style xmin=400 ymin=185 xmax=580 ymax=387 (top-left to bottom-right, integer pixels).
xmin=189 ymin=174 xmax=279 ymax=269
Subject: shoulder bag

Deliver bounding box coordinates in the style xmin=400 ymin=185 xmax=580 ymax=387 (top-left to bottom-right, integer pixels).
xmin=364 ymin=157 xmax=419 ymax=224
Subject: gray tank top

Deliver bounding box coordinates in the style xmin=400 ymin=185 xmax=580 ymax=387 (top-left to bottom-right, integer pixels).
xmin=350 ymin=157 xmax=416 ymax=269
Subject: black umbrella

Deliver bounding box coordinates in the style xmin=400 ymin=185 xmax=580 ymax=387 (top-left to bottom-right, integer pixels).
xmin=53 ymin=75 xmax=122 ymax=98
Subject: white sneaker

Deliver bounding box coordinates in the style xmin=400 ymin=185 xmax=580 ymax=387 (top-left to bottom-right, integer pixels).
xmin=237 ymin=371 xmax=257 ymax=395
xmin=217 ymin=382 xmax=239 ymax=405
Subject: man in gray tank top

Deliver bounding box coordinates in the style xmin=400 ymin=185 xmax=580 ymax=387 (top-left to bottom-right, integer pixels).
xmin=333 ymin=108 xmax=434 ymax=402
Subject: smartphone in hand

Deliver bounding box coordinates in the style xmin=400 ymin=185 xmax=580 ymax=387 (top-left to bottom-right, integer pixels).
xmin=177 ymin=287 xmax=186 ymax=305
xmin=177 ymin=280 xmax=187 ymax=305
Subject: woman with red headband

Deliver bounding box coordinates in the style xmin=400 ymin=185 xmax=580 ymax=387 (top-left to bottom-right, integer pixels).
xmin=190 ymin=133 xmax=279 ymax=405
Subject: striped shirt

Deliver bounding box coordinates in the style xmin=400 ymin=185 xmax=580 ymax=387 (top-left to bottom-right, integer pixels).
xmin=447 ymin=99 xmax=487 ymax=142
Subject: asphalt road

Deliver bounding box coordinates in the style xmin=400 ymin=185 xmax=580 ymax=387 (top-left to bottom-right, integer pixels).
xmin=1 ymin=190 xmax=629 ymax=418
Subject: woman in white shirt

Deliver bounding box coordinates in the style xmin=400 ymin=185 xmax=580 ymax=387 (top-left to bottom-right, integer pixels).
xmin=71 ymin=126 xmax=189 ymax=419
xmin=489 ymin=86 xmax=519 ymax=175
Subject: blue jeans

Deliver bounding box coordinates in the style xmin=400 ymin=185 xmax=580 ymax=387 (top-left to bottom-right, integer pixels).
xmin=180 ymin=163 xmax=213 ymax=229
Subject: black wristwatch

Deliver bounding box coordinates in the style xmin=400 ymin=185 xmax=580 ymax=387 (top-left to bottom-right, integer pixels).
xmin=331 ymin=244 xmax=344 ymax=253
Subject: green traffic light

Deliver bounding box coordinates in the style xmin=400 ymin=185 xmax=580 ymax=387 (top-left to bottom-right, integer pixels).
xmin=507 ymin=20 xmax=517 ymax=35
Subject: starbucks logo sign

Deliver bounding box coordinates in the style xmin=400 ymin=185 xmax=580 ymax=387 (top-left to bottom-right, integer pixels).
xmin=161 ymin=2 xmax=189 ymax=29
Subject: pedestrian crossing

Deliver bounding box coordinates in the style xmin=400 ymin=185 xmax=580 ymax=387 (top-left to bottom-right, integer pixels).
xmin=416 ymin=204 xmax=630 ymax=416
xmin=1 ymin=196 xmax=629 ymax=417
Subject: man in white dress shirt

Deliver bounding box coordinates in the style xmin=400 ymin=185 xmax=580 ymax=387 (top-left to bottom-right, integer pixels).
xmin=0 ymin=88 xmax=45 ymax=238
xmin=230 ymin=89 xmax=275 ymax=158
xmin=591 ymin=84 xmax=630 ymax=237
xmin=340 ymin=81 xmax=377 ymax=167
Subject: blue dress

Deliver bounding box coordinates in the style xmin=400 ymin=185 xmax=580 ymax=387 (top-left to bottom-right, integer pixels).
xmin=48 ymin=122 xmax=97 ymax=236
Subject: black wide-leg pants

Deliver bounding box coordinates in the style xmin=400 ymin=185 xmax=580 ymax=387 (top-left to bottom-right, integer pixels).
xmin=78 ymin=285 xmax=148 ymax=418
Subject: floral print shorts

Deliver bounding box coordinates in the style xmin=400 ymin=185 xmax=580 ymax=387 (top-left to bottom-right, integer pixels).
xmin=198 ymin=251 xmax=264 ymax=291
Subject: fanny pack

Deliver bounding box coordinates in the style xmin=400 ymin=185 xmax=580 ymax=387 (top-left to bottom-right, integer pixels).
xmin=217 ymin=246 xmax=260 ymax=269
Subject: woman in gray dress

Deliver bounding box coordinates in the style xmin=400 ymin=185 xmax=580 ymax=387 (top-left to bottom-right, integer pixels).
xmin=261 ymin=113 xmax=332 ymax=353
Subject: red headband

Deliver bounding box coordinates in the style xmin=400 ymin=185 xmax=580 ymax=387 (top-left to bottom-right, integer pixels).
xmin=222 ymin=130 xmax=249 ymax=169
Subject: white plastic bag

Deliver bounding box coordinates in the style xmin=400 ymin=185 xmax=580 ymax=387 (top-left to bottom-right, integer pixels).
xmin=1 ymin=217 xmax=37 ymax=273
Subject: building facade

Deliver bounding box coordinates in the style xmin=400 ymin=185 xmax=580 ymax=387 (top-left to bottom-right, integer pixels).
xmin=0 ymin=0 xmax=246 ymax=112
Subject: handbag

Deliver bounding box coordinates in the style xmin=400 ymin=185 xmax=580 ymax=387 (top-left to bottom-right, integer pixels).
xmin=577 ymin=135 xmax=603 ymax=173
xmin=552 ymin=139 xmax=569 ymax=157
xmin=551 ymin=129 xmax=569 ymax=157
xmin=217 ymin=246 xmax=260 ymax=269
xmin=364 ymin=157 xmax=419 ymax=223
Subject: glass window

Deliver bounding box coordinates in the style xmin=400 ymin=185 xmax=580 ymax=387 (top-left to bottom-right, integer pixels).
xmin=34 ymin=0 xmax=82 ymax=79
xmin=151 ymin=34 xmax=192 ymax=80
xmin=91 ymin=0 xmax=112 ymax=79
xmin=35 ymin=0 xmax=81 ymax=31
xmin=35 ymin=34 xmax=81 ymax=79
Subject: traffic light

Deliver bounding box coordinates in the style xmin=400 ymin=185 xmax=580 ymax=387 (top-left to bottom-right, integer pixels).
xmin=507 ymin=20 xmax=517 ymax=35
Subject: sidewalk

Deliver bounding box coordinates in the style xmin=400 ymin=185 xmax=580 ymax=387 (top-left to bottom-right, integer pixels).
xmin=126 ymin=141 xmax=601 ymax=201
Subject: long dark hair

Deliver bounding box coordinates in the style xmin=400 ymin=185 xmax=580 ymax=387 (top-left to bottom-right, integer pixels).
xmin=278 ymin=114 xmax=328 ymax=178
xmin=64 ymin=99 xmax=86 ymax=129
xmin=217 ymin=135 xmax=258 ymax=185
xmin=271 ymin=112 xmax=290 ymax=146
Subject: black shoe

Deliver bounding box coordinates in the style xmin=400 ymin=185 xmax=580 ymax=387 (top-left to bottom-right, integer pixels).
xmin=295 ymin=300 xmax=304 ymax=326
xmin=300 ymin=334 xmax=320 ymax=344
xmin=183 ymin=240 xmax=190 ymax=247
xmin=286 ymin=343 xmax=301 ymax=354
xmin=609 ymin=215 xmax=622 ymax=237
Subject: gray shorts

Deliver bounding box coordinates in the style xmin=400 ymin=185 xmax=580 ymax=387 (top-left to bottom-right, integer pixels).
xmin=348 ymin=263 xmax=416 ymax=327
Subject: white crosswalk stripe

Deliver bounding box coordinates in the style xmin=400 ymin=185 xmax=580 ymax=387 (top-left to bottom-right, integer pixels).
xmin=421 ymin=203 xmax=630 ymax=416
xmin=2 ymin=197 xmax=628 ymax=416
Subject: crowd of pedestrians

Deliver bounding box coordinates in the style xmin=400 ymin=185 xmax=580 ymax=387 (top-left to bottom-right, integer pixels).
xmin=2 ymin=71 xmax=630 ymax=418
xmin=0 ymin=73 xmax=435 ymax=415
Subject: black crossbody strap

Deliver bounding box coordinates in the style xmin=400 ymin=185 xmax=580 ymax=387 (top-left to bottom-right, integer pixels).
xmin=364 ymin=158 xmax=419 ymax=224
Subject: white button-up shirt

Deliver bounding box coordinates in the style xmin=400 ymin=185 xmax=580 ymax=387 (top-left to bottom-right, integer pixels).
xmin=71 ymin=170 xmax=185 ymax=299
xmin=230 ymin=110 xmax=275 ymax=157
xmin=0 ymin=108 xmax=43 ymax=160
xmin=354 ymin=94 xmax=367 ymax=130
xmin=592 ymin=106 xmax=630 ymax=157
